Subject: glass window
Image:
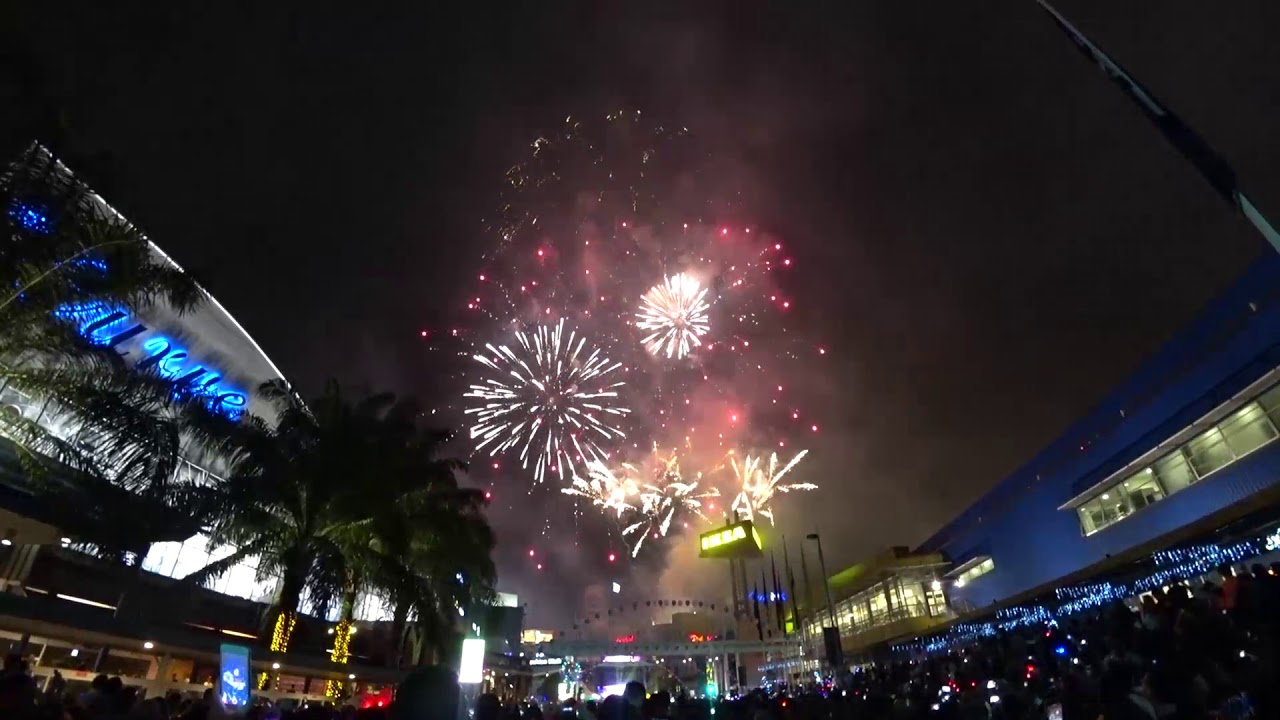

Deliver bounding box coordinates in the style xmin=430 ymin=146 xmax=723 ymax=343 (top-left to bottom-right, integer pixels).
xmin=851 ymin=600 xmax=869 ymax=629
xmin=1121 ymin=470 xmax=1165 ymax=511
xmin=1153 ymin=451 xmax=1196 ymax=494
xmin=868 ymin=589 xmax=888 ymax=623
xmin=897 ymin=583 xmax=926 ymax=618
xmin=1078 ymin=491 xmax=1132 ymax=534
xmin=1076 ymin=381 xmax=1280 ymax=536
xmin=1257 ymin=384 xmax=1280 ymax=415
xmin=956 ymin=558 xmax=996 ymax=584
xmin=1185 ymin=427 xmax=1235 ymax=477
xmin=1218 ymin=402 xmax=1276 ymax=457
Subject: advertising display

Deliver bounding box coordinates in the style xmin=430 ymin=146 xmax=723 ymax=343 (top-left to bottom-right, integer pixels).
xmin=219 ymin=643 xmax=251 ymax=708
xmin=458 ymin=638 xmax=486 ymax=684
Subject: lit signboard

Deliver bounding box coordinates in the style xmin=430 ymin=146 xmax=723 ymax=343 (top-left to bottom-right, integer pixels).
xmin=698 ymin=520 xmax=763 ymax=558
xmin=458 ymin=638 xmax=486 ymax=684
xmin=54 ymin=301 xmax=249 ymax=420
xmin=522 ymin=629 xmax=555 ymax=644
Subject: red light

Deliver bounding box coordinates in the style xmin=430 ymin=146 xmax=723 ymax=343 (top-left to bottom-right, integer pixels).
xmin=529 ymin=549 xmax=535 ymax=557
xmin=492 ymin=462 xmax=499 ymax=469
xmin=730 ymin=414 xmax=738 ymax=422
xmin=721 ymin=228 xmax=728 ymax=235
xmin=818 ymin=347 xmax=826 ymax=355
xmin=537 ymin=249 xmax=544 ymax=257
xmin=419 ymin=330 xmax=428 ymax=337
xmin=479 ymin=274 xmax=486 ymax=281
xmin=536 ymin=564 xmax=542 ymax=570
xmin=377 ymin=701 xmax=384 ymax=707
xmin=782 ymin=301 xmax=790 ymax=309
xmin=792 ymin=412 xmax=799 ymax=419
xmin=484 ymin=491 xmax=491 ymax=500
xmin=608 ymin=553 xmax=616 ymax=562
xmin=784 ymin=259 xmax=792 ymax=266
xmin=811 ymin=424 xmax=818 ymax=432
xmin=775 ymin=243 xmax=782 ymax=250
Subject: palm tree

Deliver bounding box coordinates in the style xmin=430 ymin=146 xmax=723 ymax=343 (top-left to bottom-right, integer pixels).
xmin=0 ymin=144 xmax=201 ymax=360
xmin=4 ymin=360 xmax=234 ymax=563
xmin=183 ymin=380 xmax=372 ymax=657
xmin=187 ymin=382 xmax=492 ymax=657
xmin=346 ymin=469 xmax=495 ymax=670
xmin=0 ymin=143 xmax=206 ymax=514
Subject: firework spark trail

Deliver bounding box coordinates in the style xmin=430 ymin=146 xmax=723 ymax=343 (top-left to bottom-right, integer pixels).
xmin=636 ymin=272 xmax=712 ymax=359
xmin=729 ymin=449 xmax=814 ymax=525
xmin=609 ymin=445 xmax=720 ymax=556
xmin=464 ymin=319 xmax=629 ymax=483
xmin=561 ymin=459 xmax=640 ymax=517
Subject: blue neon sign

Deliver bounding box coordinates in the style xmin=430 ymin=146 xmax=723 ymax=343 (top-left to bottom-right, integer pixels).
xmin=55 ymin=302 xmax=249 ymax=420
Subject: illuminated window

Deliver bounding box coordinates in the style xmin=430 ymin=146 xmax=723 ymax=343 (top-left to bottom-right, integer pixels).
xmin=1219 ymin=402 xmax=1276 ymax=457
xmin=1075 ymin=379 xmax=1280 ymax=535
xmin=1153 ymin=451 xmax=1195 ymax=494
xmin=955 ymin=558 xmax=994 ymax=586
xmin=868 ymin=592 xmax=888 ymax=623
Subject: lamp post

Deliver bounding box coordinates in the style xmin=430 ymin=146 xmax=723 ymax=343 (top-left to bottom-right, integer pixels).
xmin=805 ymin=533 xmax=836 ymax=627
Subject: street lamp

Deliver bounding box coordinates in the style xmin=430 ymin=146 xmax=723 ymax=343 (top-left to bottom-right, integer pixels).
xmin=805 ymin=533 xmax=836 ymax=626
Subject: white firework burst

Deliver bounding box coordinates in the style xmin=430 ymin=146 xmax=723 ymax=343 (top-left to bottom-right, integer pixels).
xmin=562 ymin=459 xmax=639 ymax=517
xmin=464 ymin=319 xmax=629 ymax=484
xmin=636 ymin=272 xmax=712 ymax=359
xmin=619 ymin=446 xmax=720 ymax=557
xmin=729 ymin=449 xmax=814 ymax=525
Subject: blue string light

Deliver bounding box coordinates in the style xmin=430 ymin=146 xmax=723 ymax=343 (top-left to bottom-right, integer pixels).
xmin=7 ymin=201 xmax=53 ymax=234
xmin=891 ymin=527 xmax=1275 ymax=656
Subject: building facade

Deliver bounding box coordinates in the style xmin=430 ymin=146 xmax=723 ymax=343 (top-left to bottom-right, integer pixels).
xmin=915 ymin=253 xmax=1280 ymax=613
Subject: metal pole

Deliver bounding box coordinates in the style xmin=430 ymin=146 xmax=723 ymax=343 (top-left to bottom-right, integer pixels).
xmin=806 ymin=534 xmax=836 ymax=626
xmin=1034 ymin=0 xmax=1280 ymax=253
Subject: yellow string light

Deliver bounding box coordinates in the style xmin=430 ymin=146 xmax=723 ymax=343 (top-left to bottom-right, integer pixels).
xmin=259 ymin=611 xmax=297 ymax=690
xmin=325 ymin=619 xmax=353 ymax=698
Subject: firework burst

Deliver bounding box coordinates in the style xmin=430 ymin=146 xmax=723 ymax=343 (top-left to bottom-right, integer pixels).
xmin=729 ymin=449 xmax=814 ymax=525
xmin=620 ymin=446 xmax=721 ymax=556
xmin=464 ymin=319 xmax=629 ymax=483
xmin=562 ymin=460 xmax=639 ymax=517
xmin=636 ymin=272 xmax=712 ymax=359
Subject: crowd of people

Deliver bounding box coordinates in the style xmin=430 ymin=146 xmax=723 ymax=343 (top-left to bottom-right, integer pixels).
xmin=2 ymin=562 xmax=1275 ymax=720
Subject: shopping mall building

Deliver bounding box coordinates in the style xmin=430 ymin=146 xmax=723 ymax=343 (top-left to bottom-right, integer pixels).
xmin=799 ymin=252 xmax=1280 ymax=663
xmin=0 ymin=147 xmax=524 ymax=702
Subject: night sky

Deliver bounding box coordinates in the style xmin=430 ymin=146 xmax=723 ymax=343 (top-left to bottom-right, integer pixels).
xmin=4 ymin=1 xmax=1280 ymax=626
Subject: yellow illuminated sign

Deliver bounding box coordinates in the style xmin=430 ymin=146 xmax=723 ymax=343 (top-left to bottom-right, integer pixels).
xmin=698 ymin=521 xmax=763 ymax=557
xmin=701 ymin=525 xmax=747 ymax=551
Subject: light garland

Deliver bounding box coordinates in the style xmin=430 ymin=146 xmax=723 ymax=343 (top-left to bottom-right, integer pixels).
xmin=257 ymin=610 xmax=298 ymax=690
xmin=893 ymin=526 xmax=1278 ymax=656
xmin=326 ymin=619 xmax=354 ymax=698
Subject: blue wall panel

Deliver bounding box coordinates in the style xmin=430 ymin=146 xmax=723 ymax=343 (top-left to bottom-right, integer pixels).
xmin=919 ymin=255 xmax=1280 ymax=610
xmin=946 ymin=434 xmax=1280 ymax=609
